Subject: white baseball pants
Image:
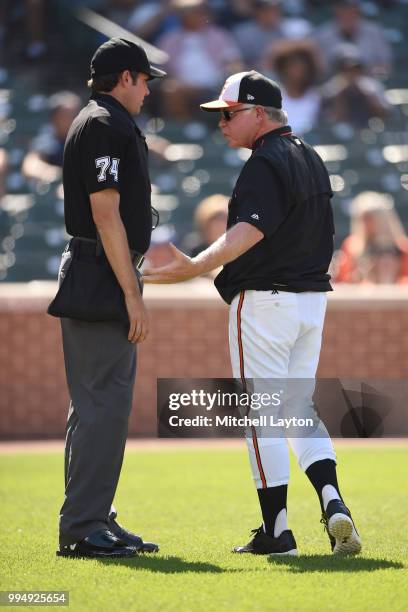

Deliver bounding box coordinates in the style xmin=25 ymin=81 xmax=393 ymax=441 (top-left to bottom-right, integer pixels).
xmin=229 ymin=289 xmax=336 ymax=489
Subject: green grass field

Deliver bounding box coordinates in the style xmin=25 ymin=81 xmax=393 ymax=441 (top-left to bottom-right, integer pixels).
xmin=1 ymin=445 xmax=407 ymax=611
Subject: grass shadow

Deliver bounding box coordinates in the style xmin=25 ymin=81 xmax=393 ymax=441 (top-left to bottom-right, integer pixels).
xmin=267 ymin=555 xmax=404 ymax=573
xmin=94 ymin=555 xmax=228 ymax=573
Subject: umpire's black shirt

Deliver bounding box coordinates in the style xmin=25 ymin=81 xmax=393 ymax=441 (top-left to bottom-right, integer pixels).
xmin=63 ymin=93 xmax=152 ymax=253
xmin=215 ymin=126 xmax=335 ymax=304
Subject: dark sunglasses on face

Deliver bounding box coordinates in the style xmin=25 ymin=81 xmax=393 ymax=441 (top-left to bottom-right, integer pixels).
xmin=220 ymin=107 xmax=253 ymax=122
xmin=151 ymin=206 xmax=160 ymax=230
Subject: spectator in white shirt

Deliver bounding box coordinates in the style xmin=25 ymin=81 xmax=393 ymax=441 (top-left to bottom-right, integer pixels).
xmin=266 ymin=39 xmax=323 ymax=135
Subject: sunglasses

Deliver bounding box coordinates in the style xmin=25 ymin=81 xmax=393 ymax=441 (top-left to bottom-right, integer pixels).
xmin=151 ymin=206 xmax=160 ymax=230
xmin=220 ymin=107 xmax=253 ymax=122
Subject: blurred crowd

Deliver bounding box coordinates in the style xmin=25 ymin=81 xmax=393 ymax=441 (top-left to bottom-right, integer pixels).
xmin=1 ymin=0 xmax=407 ymax=285
xmin=0 ymin=0 xmax=397 ymax=126
xmin=98 ymin=0 xmax=395 ymax=125
xmin=333 ymin=191 xmax=408 ymax=284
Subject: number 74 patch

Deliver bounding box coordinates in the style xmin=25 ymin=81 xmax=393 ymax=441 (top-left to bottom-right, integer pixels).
xmin=95 ymin=156 xmax=120 ymax=182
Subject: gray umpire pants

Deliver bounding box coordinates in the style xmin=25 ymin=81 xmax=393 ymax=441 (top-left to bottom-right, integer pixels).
xmin=58 ymin=252 xmax=137 ymax=546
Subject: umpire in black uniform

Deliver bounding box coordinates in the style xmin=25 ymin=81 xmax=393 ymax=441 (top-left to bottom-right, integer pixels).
xmin=56 ymin=38 xmax=166 ymax=558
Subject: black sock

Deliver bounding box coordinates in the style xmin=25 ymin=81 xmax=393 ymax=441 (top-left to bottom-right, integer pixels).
xmin=305 ymin=459 xmax=342 ymax=513
xmin=257 ymin=485 xmax=287 ymax=537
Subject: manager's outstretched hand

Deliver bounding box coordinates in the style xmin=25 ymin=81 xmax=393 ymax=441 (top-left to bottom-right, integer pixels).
xmin=142 ymin=243 xmax=199 ymax=283
xmin=142 ymin=223 xmax=264 ymax=285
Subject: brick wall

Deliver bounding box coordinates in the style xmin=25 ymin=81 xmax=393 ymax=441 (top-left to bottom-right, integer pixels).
xmin=0 ymin=281 xmax=407 ymax=439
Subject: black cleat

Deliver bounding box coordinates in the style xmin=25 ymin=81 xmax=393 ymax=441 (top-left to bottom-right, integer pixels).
xmin=233 ymin=527 xmax=298 ymax=556
xmin=108 ymin=510 xmax=159 ymax=553
xmin=57 ymin=528 xmax=137 ymax=559
xmin=321 ymin=499 xmax=362 ymax=555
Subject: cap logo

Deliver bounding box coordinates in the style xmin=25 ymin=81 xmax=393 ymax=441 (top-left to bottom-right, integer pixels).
xmin=247 ymin=94 xmax=255 ymax=101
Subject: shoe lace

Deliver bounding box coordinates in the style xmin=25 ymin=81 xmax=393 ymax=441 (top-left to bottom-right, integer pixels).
xmin=250 ymin=526 xmax=263 ymax=537
xmin=320 ymin=512 xmax=336 ymax=550
xmin=105 ymin=530 xmax=121 ymax=544
xmin=320 ymin=513 xmax=328 ymax=534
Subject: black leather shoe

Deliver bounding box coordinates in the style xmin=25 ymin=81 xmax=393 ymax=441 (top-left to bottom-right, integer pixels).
xmin=233 ymin=526 xmax=298 ymax=556
xmin=56 ymin=528 xmax=138 ymax=558
xmin=108 ymin=510 xmax=159 ymax=553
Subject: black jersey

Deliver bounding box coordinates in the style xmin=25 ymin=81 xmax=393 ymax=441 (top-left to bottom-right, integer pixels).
xmin=215 ymin=126 xmax=335 ymax=304
xmin=63 ymin=93 xmax=152 ymax=253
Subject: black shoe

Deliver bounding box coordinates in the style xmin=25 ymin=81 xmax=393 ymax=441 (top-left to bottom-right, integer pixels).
xmin=57 ymin=528 xmax=138 ymax=559
xmin=108 ymin=510 xmax=159 ymax=553
xmin=233 ymin=527 xmax=298 ymax=556
xmin=321 ymin=499 xmax=362 ymax=555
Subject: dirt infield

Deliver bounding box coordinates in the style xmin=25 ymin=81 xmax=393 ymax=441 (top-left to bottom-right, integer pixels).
xmin=0 ymin=438 xmax=407 ymax=454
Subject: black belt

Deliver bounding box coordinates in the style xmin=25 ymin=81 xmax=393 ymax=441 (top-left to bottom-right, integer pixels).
xmin=69 ymin=237 xmax=145 ymax=271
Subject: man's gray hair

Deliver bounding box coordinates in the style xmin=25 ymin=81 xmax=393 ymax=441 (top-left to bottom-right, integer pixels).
xmin=263 ymin=107 xmax=288 ymax=125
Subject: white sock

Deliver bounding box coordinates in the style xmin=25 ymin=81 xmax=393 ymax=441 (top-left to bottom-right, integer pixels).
xmin=274 ymin=508 xmax=288 ymax=538
xmin=322 ymin=484 xmax=341 ymax=512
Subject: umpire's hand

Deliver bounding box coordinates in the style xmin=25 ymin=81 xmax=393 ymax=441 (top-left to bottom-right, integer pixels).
xmin=124 ymin=292 xmax=149 ymax=344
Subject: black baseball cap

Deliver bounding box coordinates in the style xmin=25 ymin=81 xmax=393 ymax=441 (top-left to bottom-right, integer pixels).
xmin=90 ymin=38 xmax=166 ymax=80
xmin=200 ymin=70 xmax=282 ymax=111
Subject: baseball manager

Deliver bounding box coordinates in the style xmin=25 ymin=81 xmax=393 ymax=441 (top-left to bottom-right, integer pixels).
xmin=143 ymin=70 xmax=362 ymax=557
